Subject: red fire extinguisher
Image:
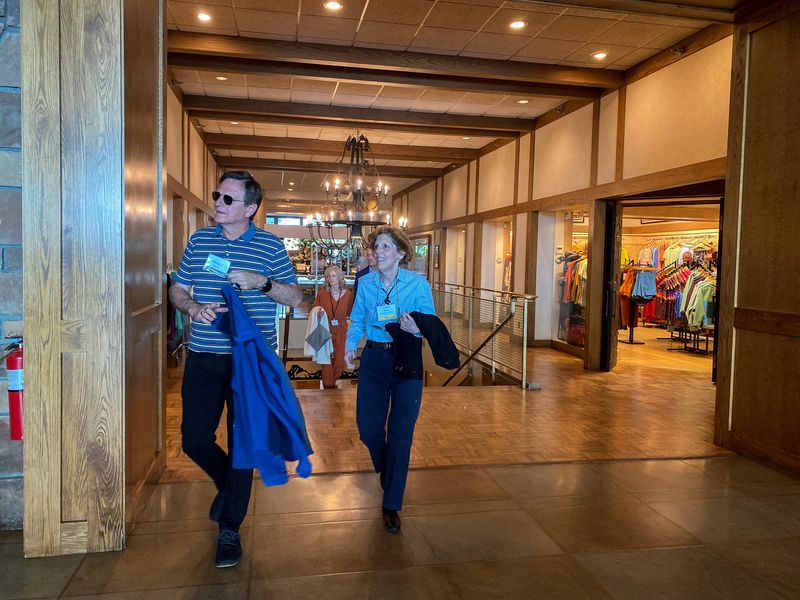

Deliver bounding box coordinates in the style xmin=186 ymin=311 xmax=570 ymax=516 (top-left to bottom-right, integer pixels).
xmin=3 ymin=338 xmax=23 ymax=441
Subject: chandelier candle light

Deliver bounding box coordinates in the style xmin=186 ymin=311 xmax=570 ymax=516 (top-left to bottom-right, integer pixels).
xmin=306 ymin=133 xmax=397 ymax=254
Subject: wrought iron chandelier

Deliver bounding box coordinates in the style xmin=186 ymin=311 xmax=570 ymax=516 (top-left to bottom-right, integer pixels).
xmin=306 ymin=133 xmax=394 ymax=254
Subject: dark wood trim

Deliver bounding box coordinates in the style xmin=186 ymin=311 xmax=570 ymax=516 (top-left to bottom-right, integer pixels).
xmin=166 ymin=72 xmax=184 ymax=104
xmin=727 ymin=432 xmax=800 ymax=475
xmin=167 ymin=174 xmax=215 ymax=216
xmin=550 ymin=339 xmax=585 ymax=358
xmin=615 ymin=87 xmax=626 ymax=182
xmin=535 ymin=99 xmax=594 ymax=130
xmin=169 ymin=53 xmax=603 ymax=100
xmin=626 ymin=24 xmax=734 ymax=86
xmin=527 ymin=132 xmax=535 ymax=206
xmin=465 ymin=162 xmax=471 ymax=217
xmin=204 ymin=133 xmax=478 ymax=163
xmin=590 ymin=98 xmax=600 ymax=187
xmin=525 ymin=211 xmax=538 ymax=297
xmin=737 ymin=0 xmax=800 ymax=29
xmin=513 ymin=138 xmax=520 ymax=205
xmin=734 ymin=308 xmax=800 ymax=339
xmin=478 ymin=136 xmax=517 ymax=158
xmin=473 ymin=157 xmax=480 ymax=215
xmin=185 ymin=95 xmax=533 ymax=134
xmin=192 ymin=110 xmax=519 ymax=139
xmin=527 ymin=0 xmax=735 ymax=22
xmin=168 ymin=31 xmax=624 ymax=89
xmin=215 ymin=157 xmax=442 ymax=179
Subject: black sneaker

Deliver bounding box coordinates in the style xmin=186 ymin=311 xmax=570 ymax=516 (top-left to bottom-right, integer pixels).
xmin=209 ymin=490 xmax=225 ymax=523
xmin=382 ymin=508 xmax=401 ymax=533
xmin=215 ymin=528 xmax=242 ymax=568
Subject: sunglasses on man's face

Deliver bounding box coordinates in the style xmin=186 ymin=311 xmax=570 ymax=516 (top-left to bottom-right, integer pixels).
xmin=212 ymin=191 xmax=245 ymax=205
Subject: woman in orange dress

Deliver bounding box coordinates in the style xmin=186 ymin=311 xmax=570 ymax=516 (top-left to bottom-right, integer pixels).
xmin=312 ymin=266 xmax=354 ymax=389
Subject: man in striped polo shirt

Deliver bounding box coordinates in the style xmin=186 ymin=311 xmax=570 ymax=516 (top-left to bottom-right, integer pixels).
xmin=169 ymin=170 xmax=301 ymax=569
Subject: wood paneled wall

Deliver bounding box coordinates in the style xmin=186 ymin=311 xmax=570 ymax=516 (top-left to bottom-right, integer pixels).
xmin=22 ymin=0 xmax=164 ymax=557
xmin=715 ymin=1 xmax=800 ymax=471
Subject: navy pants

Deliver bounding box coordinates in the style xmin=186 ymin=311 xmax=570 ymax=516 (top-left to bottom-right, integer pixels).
xmin=356 ymin=346 xmax=423 ymax=511
xmin=181 ymin=350 xmax=252 ymax=530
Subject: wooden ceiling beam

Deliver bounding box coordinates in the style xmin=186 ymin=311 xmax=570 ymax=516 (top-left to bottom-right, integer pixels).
xmin=517 ymin=0 xmax=736 ymax=22
xmin=184 ymin=95 xmax=534 ymax=133
xmin=192 ymin=111 xmax=513 ymax=138
xmin=215 ymin=157 xmax=443 ymax=179
xmin=169 ymin=53 xmax=601 ymax=99
xmin=204 ymin=134 xmax=480 ymax=162
xmin=168 ymin=32 xmax=624 ymax=89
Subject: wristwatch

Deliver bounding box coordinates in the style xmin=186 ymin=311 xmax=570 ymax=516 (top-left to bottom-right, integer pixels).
xmin=261 ymin=276 xmax=273 ymax=294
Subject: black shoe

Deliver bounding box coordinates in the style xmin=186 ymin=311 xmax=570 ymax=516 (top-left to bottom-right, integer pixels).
xmin=209 ymin=490 xmax=225 ymax=523
xmin=382 ymin=508 xmax=401 ymax=533
xmin=215 ymin=528 xmax=242 ymax=568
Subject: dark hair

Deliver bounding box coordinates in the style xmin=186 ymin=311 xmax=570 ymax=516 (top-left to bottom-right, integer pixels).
xmin=219 ymin=170 xmax=263 ymax=220
xmin=372 ymin=225 xmax=414 ymax=268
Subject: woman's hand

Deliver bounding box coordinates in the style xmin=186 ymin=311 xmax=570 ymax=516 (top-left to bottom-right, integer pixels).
xmin=399 ymin=312 xmax=421 ymax=335
xmin=344 ymin=350 xmax=357 ymax=370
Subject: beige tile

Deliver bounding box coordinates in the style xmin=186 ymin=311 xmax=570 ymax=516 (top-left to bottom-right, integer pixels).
xmin=236 ymin=9 xmax=297 ymax=37
xmin=250 ymin=568 xmax=432 ymax=600
xmin=481 ymin=8 xmax=559 ymax=36
xmin=301 ymin=0 xmax=366 ymax=19
xmin=65 ymin=584 xmax=248 ymax=600
xmin=403 ymin=468 xmax=510 ymax=505
xmin=589 ymin=459 xmax=730 ymax=492
xmin=410 ymin=27 xmax=475 ymax=54
xmin=402 ymin=510 xmax=562 ymax=565
xmin=421 ymin=556 xmax=612 ymax=599
xmin=292 ymin=78 xmax=337 ymax=93
xmin=297 ymin=15 xmax=357 ymax=42
xmin=253 ymin=473 xmax=382 ymax=514
xmin=516 ymin=37 xmax=584 ymax=61
xmin=610 ymin=47 xmax=659 ymax=67
xmin=362 ymin=0 xmax=435 ymax=26
xmin=169 ymin=2 xmax=237 ymax=29
xmin=234 ymin=0 xmax=296 ymax=11
xmin=649 ymin=496 xmax=800 ymax=544
xmin=487 ymin=463 xmax=634 ymax=502
xmin=63 ymin=530 xmax=249 ymax=596
xmin=646 ymin=25 xmax=703 ymax=50
xmin=462 ymin=32 xmax=531 ymax=56
xmin=424 ymin=2 xmax=497 ymax=30
xmin=249 ymin=520 xmax=414 ymax=578
xmin=684 ymin=457 xmax=800 ymax=488
xmin=402 ymin=498 xmax=521 ymax=516
xmin=715 ymin=537 xmax=800 ymax=598
xmin=531 ymin=502 xmax=698 ymax=553
xmin=248 ymin=87 xmax=291 ymax=101
xmin=0 ymin=543 xmax=82 ymax=600
xmin=537 ymin=15 xmax=616 ymax=42
xmin=592 ymin=21 xmax=673 ymax=47
xmin=356 ymin=21 xmax=416 ymax=47
xmin=576 ymin=546 xmax=785 ymax=600
xmin=567 ymin=43 xmax=637 ymax=64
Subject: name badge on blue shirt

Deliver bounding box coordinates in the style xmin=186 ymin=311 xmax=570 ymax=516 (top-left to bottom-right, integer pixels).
xmin=203 ymin=254 xmax=231 ymax=278
xmin=376 ymin=304 xmax=398 ymax=322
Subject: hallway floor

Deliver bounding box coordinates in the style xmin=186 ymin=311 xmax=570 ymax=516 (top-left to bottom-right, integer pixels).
xmin=2 ymin=456 xmax=800 ymax=599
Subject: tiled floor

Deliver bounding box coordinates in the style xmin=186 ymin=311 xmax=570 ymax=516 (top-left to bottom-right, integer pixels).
xmin=2 ymin=457 xmax=799 ymax=599
xmin=4 ymin=346 xmax=797 ymax=598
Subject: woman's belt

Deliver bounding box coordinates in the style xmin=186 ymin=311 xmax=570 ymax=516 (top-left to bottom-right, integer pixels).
xmin=365 ymin=340 xmax=394 ymax=350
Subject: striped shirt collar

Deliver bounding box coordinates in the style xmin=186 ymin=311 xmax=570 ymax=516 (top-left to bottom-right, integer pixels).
xmin=215 ymin=222 xmax=256 ymax=242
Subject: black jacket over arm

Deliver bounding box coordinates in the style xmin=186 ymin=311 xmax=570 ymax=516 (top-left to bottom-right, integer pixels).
xmin=385 ymin=312 xmax=460 ymax=380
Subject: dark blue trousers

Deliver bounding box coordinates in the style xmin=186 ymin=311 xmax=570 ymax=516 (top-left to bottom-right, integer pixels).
xmin=181 ymin=350 xmax=252 ymax=531
xmin=356 ymin=346 xmax=423 ymax=511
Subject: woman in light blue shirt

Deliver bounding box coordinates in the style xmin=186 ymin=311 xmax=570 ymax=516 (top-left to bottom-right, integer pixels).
xmin=345 ymin=226 xmax=435 ymax=534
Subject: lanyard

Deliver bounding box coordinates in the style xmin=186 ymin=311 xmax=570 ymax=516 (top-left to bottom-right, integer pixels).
xmin=328 ymin=288 xmax=343 ymax=318
xmin=378 ymin=275 xmax=399 ymax=306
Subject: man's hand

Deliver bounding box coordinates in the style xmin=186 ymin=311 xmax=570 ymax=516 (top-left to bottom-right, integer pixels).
xmin=227 ymin=269 xmax=267 ymax=291
xmin=188 ymin=302 xmax=228 ymax=324
xmin=344 ymin=350 xmax=357 ymax=370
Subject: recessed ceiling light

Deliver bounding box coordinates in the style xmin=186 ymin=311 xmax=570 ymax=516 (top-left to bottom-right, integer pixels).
xmin=288 ymin=188 xmax=293 ymax=191
xmin=516 ymin=99 xmax=529 ymax=104
xmin=509 ymin=20 xmax=527 ymax=30
xmin=230 ymin=121 xmax=239 ymax=125
xmin=197 ymin=12 xmax=211 ymax=22
xmin=289 ymin=181 xmax=295 ymax=185
xmin=324 ymin=1 xmax=343 ymax=10
xmin=215 ymin=76 xmax=228 ymax=81
xmin=462 ymin=136 xmax=471 ymax=140
xmin=592 ymin=51 xmax=608 ymax=60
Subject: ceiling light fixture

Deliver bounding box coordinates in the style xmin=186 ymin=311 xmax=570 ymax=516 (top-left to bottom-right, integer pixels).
xmin=197 ymin=12 xmax=211 ymax=22
xmin=307 ymin=132 xmax=392 ymax=254
xmin=230 ymin=121 xmax=239 ymax=125
xmin=516 ymin=99 xmax=529 ymax=104
xmin=509 ymin=20 xmax=527 ymax=30
xmin=215 ymin=76 xmax=228 ymax=81
xmin=323 ymin=1 xmax=343 ymax=10
xmin=289 ymin=181 xmax=295 ymax=186
xmin=462 ymin=136 xmax=471 ymax=140
xmin=592 ymin=51 xmax=608 ymax=60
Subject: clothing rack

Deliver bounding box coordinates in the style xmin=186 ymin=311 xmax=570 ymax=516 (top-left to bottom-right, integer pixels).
xmin=619 ymin=265 xmax=657 ymax=345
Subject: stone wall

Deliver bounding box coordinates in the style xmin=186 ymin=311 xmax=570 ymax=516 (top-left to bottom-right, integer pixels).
xmin=0 ymin=0 xmax=23 ymax=530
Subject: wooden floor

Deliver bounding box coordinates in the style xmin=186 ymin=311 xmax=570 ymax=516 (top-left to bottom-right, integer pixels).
xmin=161 ymin=344 xmax=728 ymax=482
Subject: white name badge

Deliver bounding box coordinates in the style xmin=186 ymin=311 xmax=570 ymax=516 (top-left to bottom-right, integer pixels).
xmin=376 ymin=303 xmax=398 ymax=322
xmin=203 ymin=254 xmax=231 ymax=278
xmin=331 ymin=319 xmax=339 ymax=326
